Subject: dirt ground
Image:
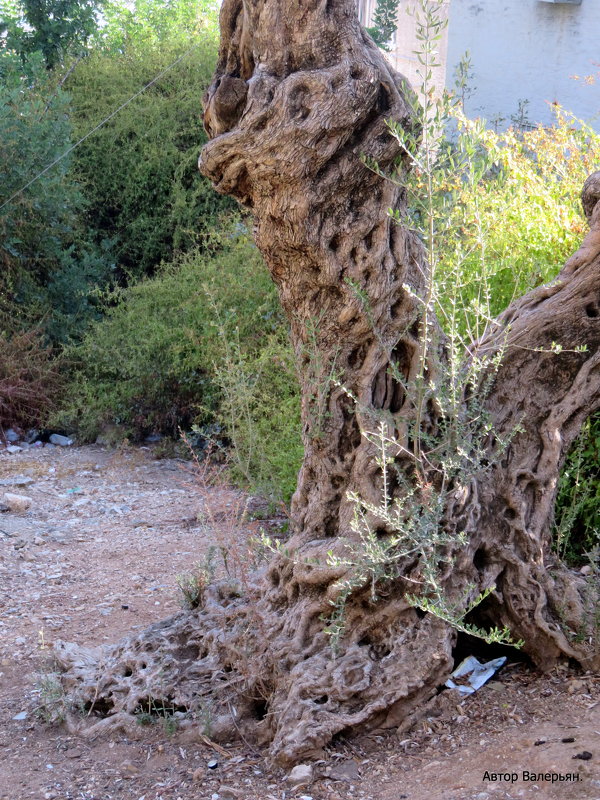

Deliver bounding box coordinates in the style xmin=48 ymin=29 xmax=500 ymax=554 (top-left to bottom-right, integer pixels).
xmin=0 ymin=444 xmax=598 ymax=800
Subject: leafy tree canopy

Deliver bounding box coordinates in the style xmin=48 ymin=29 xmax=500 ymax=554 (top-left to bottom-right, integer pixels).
xmin=1 ymin=0 xmax=104 ymax=69
xmin=98 ymin=0 xmax=219 ymax=51
xmin=366 ymin=0 xmax=400 ymax=51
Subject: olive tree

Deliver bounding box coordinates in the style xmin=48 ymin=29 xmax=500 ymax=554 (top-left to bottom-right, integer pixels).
xmin=57 ymin=0 xmax=600 ymax=766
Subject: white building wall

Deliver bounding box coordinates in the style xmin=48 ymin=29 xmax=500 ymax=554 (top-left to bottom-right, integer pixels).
xmin=447 ymin=0 xmax=600 ymax=128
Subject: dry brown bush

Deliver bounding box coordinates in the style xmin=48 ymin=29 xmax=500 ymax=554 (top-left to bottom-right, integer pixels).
xmin=0 ymin=329 xmax=62 ymax=435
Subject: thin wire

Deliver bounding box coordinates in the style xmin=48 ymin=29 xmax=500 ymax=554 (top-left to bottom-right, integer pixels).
xmin=0 ymin=44 xmax=198 ymax=213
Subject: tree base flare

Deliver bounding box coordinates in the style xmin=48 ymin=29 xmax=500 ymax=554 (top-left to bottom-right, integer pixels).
xmin=54 ymin=548 xmax=597 ymax=765
xmin=55 ymin=573 xmax=454 ymax=765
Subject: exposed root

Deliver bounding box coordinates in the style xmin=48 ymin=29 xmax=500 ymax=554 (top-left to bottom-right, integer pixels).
xmin=55 ymin=572 xmax=455 ymax=764
xmin=54 ymin=533 xmax=598 ymax=765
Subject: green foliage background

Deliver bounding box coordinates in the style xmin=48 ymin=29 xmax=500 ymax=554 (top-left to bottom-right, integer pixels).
xmin=0 ymin=51 xmax=112 ymax=342
xmin=414 ymin=107 xmax=600 ymax=564
xmin=68 ymin=33 xmax=232 ymax=280
xmin=436 ymin=109 xmax=596 ymax=326
xmin=55 ymin=233 xmax=302 ymax=502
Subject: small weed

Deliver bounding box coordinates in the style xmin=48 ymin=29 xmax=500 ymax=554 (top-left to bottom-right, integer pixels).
xmin=179 ymin=431 xmax=227 ymax=490
xmin=176 ymin=546 xmax=217 ymax=609
xmin=296 ymin=311 xmax=341 ymax=441
xmin=553 ymin=413 xmax=600 ymax=566
xmin=35 ymin=671 xmax=68 ymax=724
xmin=133 ymin=696 xmax=182 ymax=734
xmin=196 ymin=699 xmax=214 ymax=737
xmin=162 ymin=715 xmax=178 ymax=736
xmin=179 ymin=431 xmax=273 ymax=590
xmin=135 ymin=710 xmax=154 ymax=727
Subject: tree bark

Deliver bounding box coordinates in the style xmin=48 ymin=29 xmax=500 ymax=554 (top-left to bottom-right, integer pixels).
xmin=56 ymin=0 xmax=600 ymax=767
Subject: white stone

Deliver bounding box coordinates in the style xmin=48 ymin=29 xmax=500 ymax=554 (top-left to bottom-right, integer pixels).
xmin=3 ymin=493 xmax=32 ymax=513
xmin=49 ymin=434 xmax=73 ymax=447
xmin=287 ymin=764 xmax=313 ymax=786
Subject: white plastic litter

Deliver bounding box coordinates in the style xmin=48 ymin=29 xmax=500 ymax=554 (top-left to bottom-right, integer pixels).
xmin=445 ymin=655 xmax=506 ymax=695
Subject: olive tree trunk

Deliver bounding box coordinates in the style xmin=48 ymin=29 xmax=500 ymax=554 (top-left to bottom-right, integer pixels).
xmin=56 ymin=0 xmax=600 ymax=766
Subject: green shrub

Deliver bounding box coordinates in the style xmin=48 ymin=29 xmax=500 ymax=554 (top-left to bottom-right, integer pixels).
xmin=0 ymin=51 xmax=112 ymax=343
xmin=1 ymin=1 xmax=227 ymax=344
xmin=392 ymin=96 xmax=600 ymax=570
xmin=436 ymin=108 xmax=600 ymax=331
xmin=210 ymin=320 xmax=303 ymax=503
xmin=67 ymin=29 xmax=233 ymax=279
xmin=431 ymin=108 xmax=600 ymax=564
xmin=554 ymin=413 xmax=600 ymax=566
xmin=56 ymin=231 xmax=303 ymax=500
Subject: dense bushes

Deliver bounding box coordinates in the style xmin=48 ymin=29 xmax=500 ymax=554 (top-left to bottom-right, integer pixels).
xmin=56 ymin=233 xmax=302 ymax=501
xmin=0 ymin=329 xmax=62 ymax=430
xmin=432 ymin=108 xmax=600 ymax=564
xmin=1 ymin=0 xmax=228 ymax=346
xmin=209 ymin=310 xmax=303 ymax=503
xmin=55 ymin=106 xmax=600 ymax=515
xmin=434 ymin=108 xmax=600 ymax=330
xmin=0 ymin=52 xmax=112 ymax=343
xmin=67 ymin=27 xmax=232 ymax=280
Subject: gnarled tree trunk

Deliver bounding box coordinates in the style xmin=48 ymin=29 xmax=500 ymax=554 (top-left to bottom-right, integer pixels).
xmin=56 ymin=0 xmax=600 ymax=767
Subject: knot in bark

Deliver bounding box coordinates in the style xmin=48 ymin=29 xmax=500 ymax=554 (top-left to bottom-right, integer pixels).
xmin=204 ymin=75 xmax=248 ymax=137
xmin=581 ymin=170 xmax=600 ymax=223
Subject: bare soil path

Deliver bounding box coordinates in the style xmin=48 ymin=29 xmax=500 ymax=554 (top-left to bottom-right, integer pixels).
xmin=0 ymin=445 xmax=598 ymax=800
